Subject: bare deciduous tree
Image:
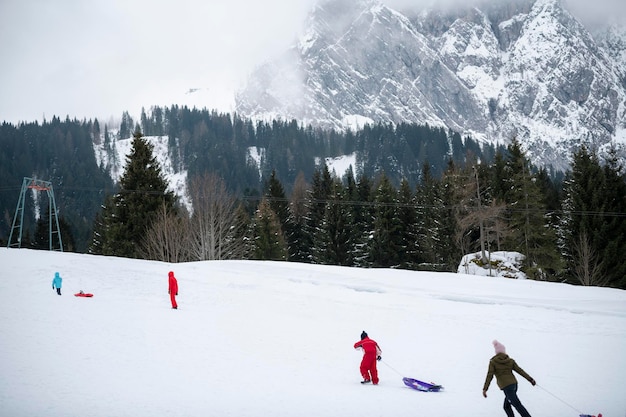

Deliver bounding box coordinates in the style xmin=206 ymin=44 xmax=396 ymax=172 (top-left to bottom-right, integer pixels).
xmin=484 ymin=200 xmax=510 ymax=252
xmin=572 ymin=231 xmax=607 ymax=286
xmin=452 ymin=168 xmax=482 ymax=259
xmin=188 ymin=173 xmax=245 ymax=260
xmin=454 ymin=166 xmax=508 ymax=274
xmin=141 ymin=203 xmax=189 ymax=263
xmin=290 ymin=171 xmax=309 ymax=220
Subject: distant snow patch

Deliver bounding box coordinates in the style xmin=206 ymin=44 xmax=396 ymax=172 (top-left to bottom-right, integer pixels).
xmin=341 ymin=114 xmax=375 ymax=131
xmin=316 ymin=153 xmax=357 ymax=177
xmin=247 ymin=146 xmax=265 ymax=178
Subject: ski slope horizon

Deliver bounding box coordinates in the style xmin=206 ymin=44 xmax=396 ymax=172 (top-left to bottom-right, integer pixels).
xmin=1 ymin=248 xmax=624 ymax=417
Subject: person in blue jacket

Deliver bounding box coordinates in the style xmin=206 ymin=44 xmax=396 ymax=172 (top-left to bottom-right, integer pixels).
xmin=52 ymin=272 xmax=62 ymax=295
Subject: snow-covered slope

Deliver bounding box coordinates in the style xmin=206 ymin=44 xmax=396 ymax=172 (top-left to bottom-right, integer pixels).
xmin=236 ymin=0 xmax=626 ymax=171
xmin=1 ymin=247 xmax=624 ymax=416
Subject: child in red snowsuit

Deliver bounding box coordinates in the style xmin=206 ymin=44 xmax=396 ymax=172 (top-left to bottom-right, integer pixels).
xmin=168 ymin=271 xmax=178 ymax=309
xmin=354 ymin=331 xmax=382 ymax=384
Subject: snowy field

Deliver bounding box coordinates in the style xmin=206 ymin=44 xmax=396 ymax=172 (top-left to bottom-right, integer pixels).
xmin=1 ymin=248 xmax=624 ymax=417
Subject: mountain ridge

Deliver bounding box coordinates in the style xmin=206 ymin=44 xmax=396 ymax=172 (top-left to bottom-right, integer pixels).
xmin=235 ymin=0 xmax=626 ymax=171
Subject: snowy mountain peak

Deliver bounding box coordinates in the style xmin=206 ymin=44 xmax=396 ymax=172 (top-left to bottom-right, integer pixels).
xmin=236 ymin=0 xmax=626 ymax=171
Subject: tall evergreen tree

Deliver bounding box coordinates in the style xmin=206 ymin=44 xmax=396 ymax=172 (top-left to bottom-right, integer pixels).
xmin=119 ymin=111 xmax=134 ymax=139
xmin=368 ymin=173 xmax=402 ymax=267
xmin=313 ymin=178 xmax=353 ymax=265
xmin=303 ymin=164 xmax=333 ymax=263
xmin=32 ymin=215 xmax=75 ymax=252
xmin=286 ymin=172 xmax=309 ymax=262
xmin=264 ymin=170 xmax=290 ymax=253
xmin=89 ymin=195 xmax=114 ymax=255
xmin=500 ymin=140 xmax=561 ymax=279
xmin=232 ymin=202 xmax=253 ymax=260
xmin=559 ymin=146 xmax=608 ymax=285
xmin=351 ymin=173 xmax=374 ymax=267
xmin=250 ymin=198 xmax=287 ymax=260
xmin=600 ymin=147 xmax=626 ymax=288
xmin=397 ymin=178 xmax=418 ymax=269
xmin=92 ymin=129 xmax=176 ymax=258
xmin=265 ymin=170 xmax=289 ymax=225
xmin=415 ymin=164 xmax=441 ymax=268
xmin=439 ymin=159 xmax=465 ymax=270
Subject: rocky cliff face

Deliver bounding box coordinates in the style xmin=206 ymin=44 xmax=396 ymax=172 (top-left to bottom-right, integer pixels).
xmin=235 ymin=0 xmax=626 ymax=171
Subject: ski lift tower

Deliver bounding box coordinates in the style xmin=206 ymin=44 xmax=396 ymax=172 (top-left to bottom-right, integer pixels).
xmin=7 ymin=177 xmax=64 ymax=251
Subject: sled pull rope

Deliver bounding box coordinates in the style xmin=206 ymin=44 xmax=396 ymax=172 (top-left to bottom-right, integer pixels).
xmin=380 ymin=360 xmax=404 ymax=377
xmin=537 ymin=384 xmax=582 ymax=414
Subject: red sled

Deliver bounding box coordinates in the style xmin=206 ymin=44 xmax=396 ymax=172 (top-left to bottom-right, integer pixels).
xmin=74 ymin=292 xmax=93 ymax=297
xmin=403 ymin=377 xmax=443 ymax=392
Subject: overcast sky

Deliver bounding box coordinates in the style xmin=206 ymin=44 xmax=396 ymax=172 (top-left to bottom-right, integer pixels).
xmin=1 ymin=0 xmax=624 ymax=125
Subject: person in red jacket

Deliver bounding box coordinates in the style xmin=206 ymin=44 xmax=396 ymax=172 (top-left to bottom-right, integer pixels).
xmin=168 ymin=271 xmax=178 ymax=309
xmin=354 ymin=331 xmax=382 ymax=384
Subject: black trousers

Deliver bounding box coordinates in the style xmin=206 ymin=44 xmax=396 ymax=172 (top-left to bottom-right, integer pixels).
xmin=502 ymin=383 xmax=531 ymax=417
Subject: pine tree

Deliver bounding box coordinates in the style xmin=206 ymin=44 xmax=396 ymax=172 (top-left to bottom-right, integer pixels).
xmin=343 ymin=165 xmax=359 ymax=261
xmin=250 ymin=198 xmax=287 ymax=260
xmin=500 ymin=140 xmax=561 ymax=279
xmin=560 ymin=146 xmax=608 ymax=285
xmin=31 ymin=215 xmax=75 ymax=252
xmin=231 ymin=202 xmax=252 ymax=260
xmin=415 ymin=164 xmax=440 ymax=268
xmin=351 ymin=173 xmax=374 ymax=267
xmin=368 ymin=173 xmax=402 ymax=267
xmin=286 ymin=172 xmax=309 ymax=262
xmin=265 ymin=169 xmax=290 ymax=254
xmin=303 ymin=164 xmax=333 ymax=263
xmin=397 ymin=178 xmax=418 ymax=269
xmin=93 ymin=129 xmax=176 ymax=258
xmin=89 ymin=195 xmax=114 ymax=255
xmin=314 ymin=178 xmax=353 ymax=265
xmin=600 ymin=147 xmax=626 ymax=288
xmin=439 ymin=159 xmax=465 ymax=270
xmin=119 ymin=111 xmax=134 ymax=139
xmin=265 ymin=170 xmax=289 ymax=225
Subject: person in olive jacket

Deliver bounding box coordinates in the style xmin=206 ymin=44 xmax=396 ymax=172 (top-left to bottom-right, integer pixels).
xmin=483 ymin=340 xmax=536 ymax=417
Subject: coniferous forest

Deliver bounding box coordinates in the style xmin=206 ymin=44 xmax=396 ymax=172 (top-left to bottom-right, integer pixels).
xmin=1 ymin=106 xmax=625 ymax=289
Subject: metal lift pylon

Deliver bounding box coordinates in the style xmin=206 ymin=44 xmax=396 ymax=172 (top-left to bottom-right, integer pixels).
xmin=7 ymin=177 xmax=64 ymax=251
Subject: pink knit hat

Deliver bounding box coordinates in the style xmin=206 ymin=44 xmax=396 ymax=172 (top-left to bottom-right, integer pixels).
xmin=493 ymin=340 xmax=506 ymax=354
